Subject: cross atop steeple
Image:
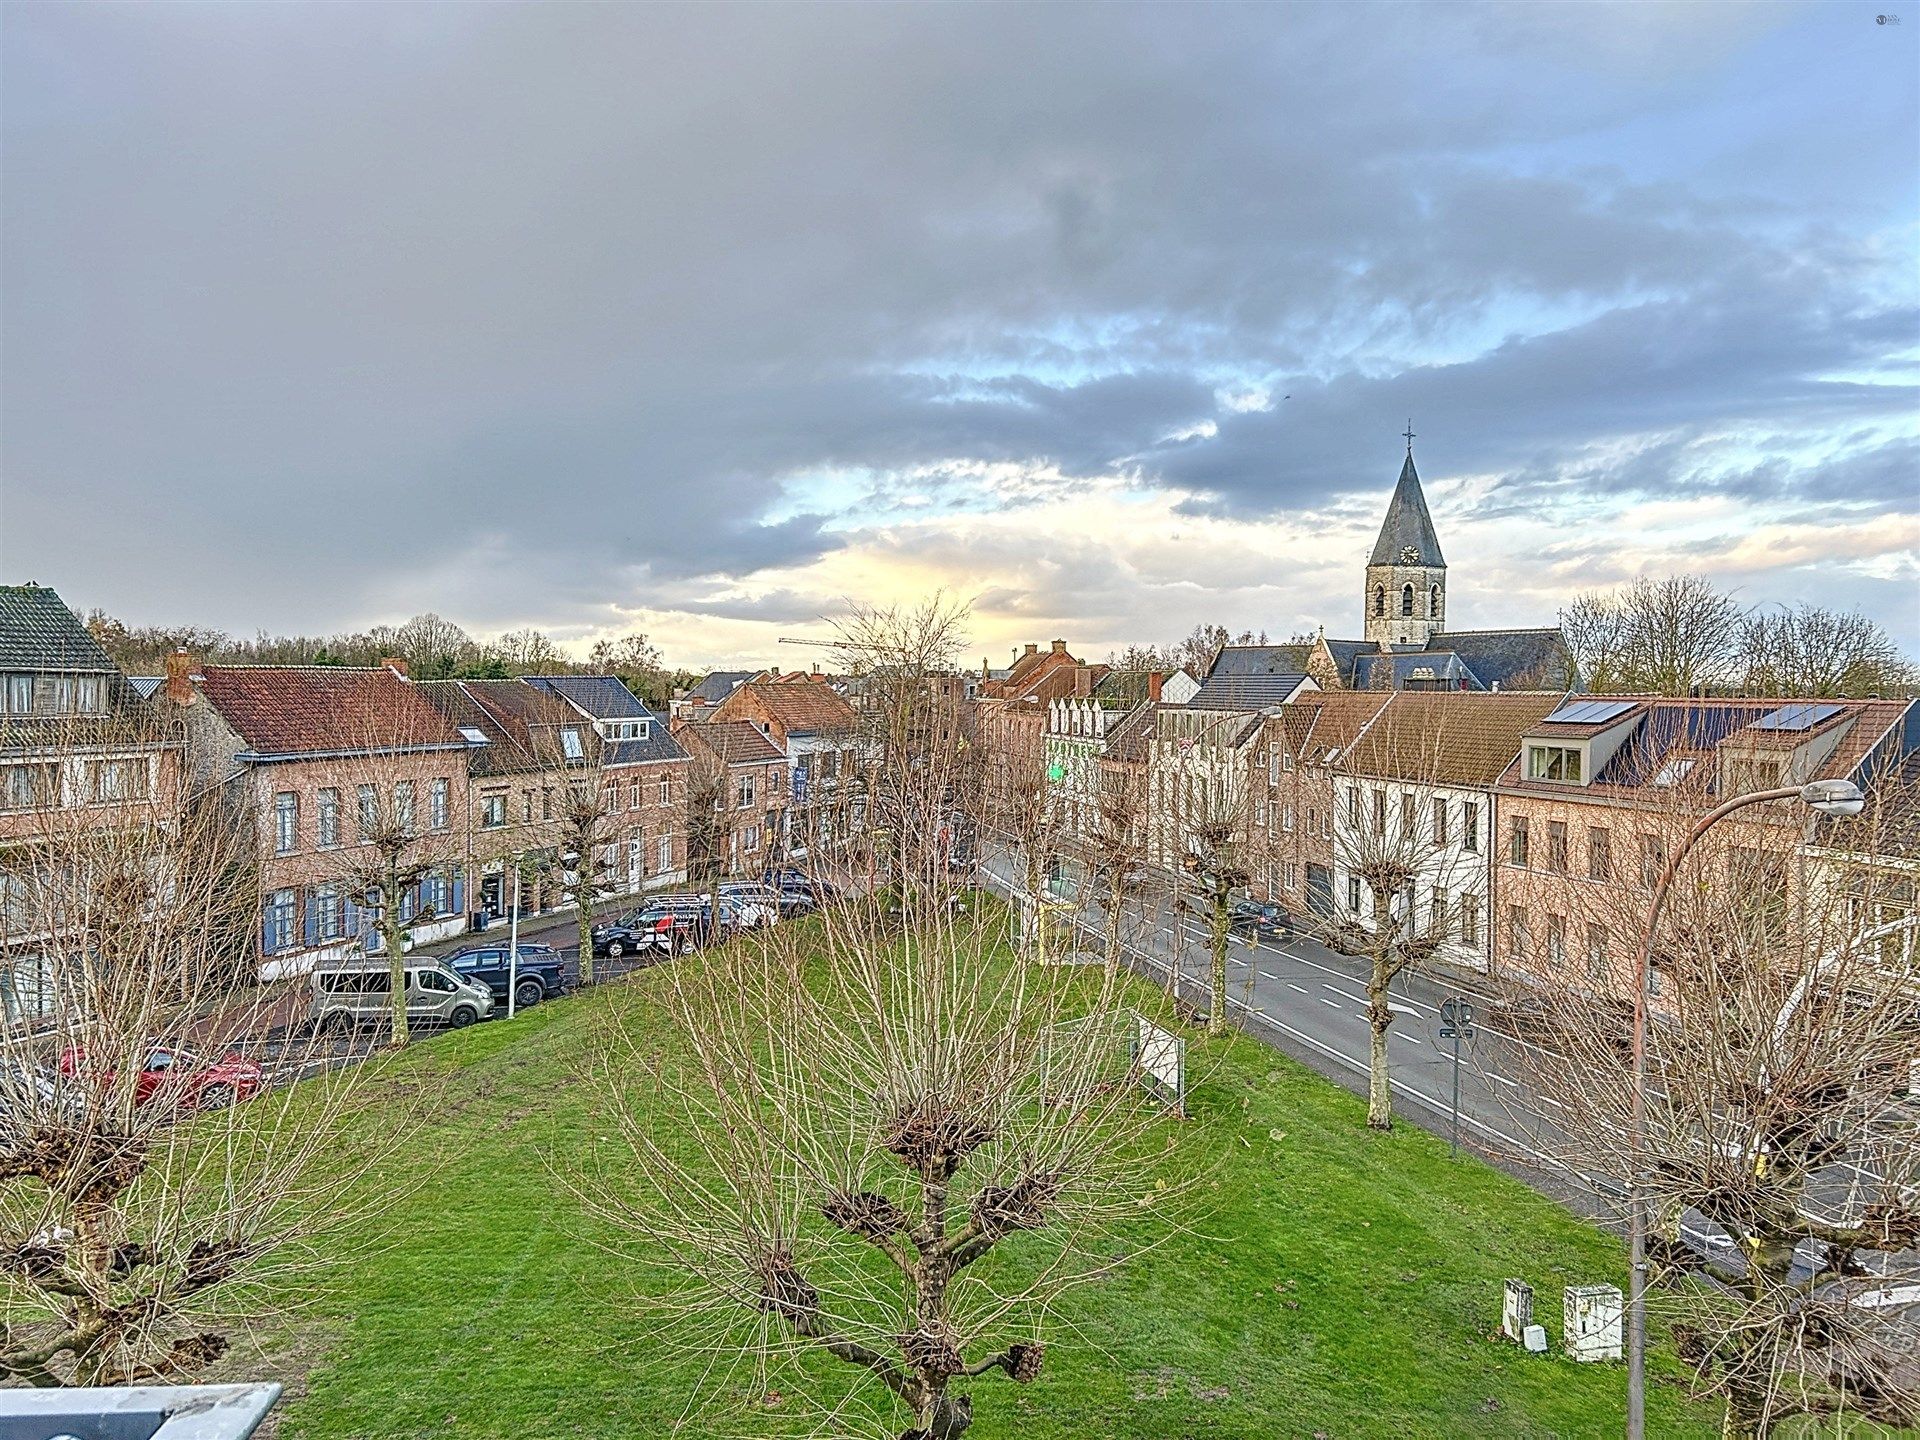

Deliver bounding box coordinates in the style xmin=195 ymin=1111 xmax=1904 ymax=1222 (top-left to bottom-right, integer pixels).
xmin=1403 ymin=419 xmax=1415 ymax=454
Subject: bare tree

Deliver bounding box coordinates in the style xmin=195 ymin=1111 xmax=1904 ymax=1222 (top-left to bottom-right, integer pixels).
xmin=306 ymin=703 xmax=467 ymax=1047
xmin=529 ymin=730 xmax=628 ymax=988
xmin=1329 ymin=714 xmax=1482 ymax=1130
xmin=1080 ymin=763 xmax=1152 ymax=981
xmin=1739 ymin=604 xmax=1915 ymax=699
xmin=827 ymin=596 xmax=977 ymax=913
xmin=1153 ymin=711 xmax=1263 ymax=1038
xmin=1559 ymin=575 xmax=1747 ymax=695
xmin=1501 ymin=776 xmax=1920 ymax=1437
xmin=0 ymin=718 xmax=402 ymax=1385
xmin=589 ymin=889 xmax=1186 ymax=1439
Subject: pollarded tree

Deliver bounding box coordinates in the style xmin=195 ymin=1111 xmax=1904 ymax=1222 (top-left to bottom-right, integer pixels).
xmin=1081 ymin=762 xmax=1152 ymax=982
xmin=317 ymin=755 xmax=465 ymax=1047
xmin=0 ymin=716 xmax=402 ymax=1386
xmin=590 ymin=886 xmax=1186 ymax=1439
xmin=1153 ymin=709 xmax=1265 ymax=1038
xmin=1503 ymin=770 xmax=1920 ymax=1438
xmin=1329 ymin=699 xmax=1508 ymax=1131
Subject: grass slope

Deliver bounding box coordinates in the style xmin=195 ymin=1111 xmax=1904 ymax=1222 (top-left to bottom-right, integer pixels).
xmin=266 ymin=956 xmax=1724 ymax=1439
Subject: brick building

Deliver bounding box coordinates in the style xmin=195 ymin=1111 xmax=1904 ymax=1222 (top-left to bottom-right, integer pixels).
xmin=0 ymin=584 xmax=181 ymax=1019
xmin=168 ymin=657 xmax=474 ymax=977
xmin=1491 ymin=696 xmax=1915 ymax=993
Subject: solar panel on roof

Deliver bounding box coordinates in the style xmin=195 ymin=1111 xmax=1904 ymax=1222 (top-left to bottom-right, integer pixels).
xmin=1541 ymin=699 xmax=1635 ymax=726
xmin=1751 ymin=703 xmax=1842 ymax=732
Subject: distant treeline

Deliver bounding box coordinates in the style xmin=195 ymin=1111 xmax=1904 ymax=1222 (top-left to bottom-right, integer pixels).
xmin=83 ymin=608 xmax=699 ymax=708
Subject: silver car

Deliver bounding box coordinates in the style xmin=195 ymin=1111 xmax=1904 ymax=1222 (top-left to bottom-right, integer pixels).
xmin=309 ymin=959 xmax=495 ymax=1032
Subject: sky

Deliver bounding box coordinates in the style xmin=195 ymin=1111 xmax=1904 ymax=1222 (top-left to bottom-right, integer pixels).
xmin=3 ymin=2 xmax=1916 ymax=671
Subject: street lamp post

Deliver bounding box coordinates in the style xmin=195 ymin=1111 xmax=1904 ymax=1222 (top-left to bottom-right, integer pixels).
xmin=1625 ymin=778 xmax=1864 ymax=1439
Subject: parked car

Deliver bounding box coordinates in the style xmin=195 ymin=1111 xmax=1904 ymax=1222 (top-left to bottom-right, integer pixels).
xmin=310 ymin=959 xmax=494 ymax=1032
xmin=595 ymin=901 xmax=722 ymax=956
xmin=1482 ymin=991 xmax=1633 ymax=1056
xmin=717 ymin=883 xmax=787 ymax=926
xmin=0 ymin=1056 xmax=82 ymax=1134
xmin=762 ymin=867 xmax=841 ymax=903
xmin=442 ymin=942 xmax=569 ymax=1010
xmin=1228 ymin=899 xmax=1291 ymax=941
xmin=58 ymin=1044 xmax=264 ymax=1112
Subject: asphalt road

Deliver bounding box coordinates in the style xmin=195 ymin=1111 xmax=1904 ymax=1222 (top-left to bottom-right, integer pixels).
xmin=976 ymin=850 xmax=1917 ymax=1294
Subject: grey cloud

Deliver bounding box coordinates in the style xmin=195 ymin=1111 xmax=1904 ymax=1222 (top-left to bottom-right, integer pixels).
xmin=1 ymin=3 xmax=1913 ymax=647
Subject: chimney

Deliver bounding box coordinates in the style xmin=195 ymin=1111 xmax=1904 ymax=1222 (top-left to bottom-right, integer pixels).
xmin=1050 ymin=639 xmax=1067 ymax=655
xmin=379 ymin=656 xmax=409 ymax=678
xmin=1073 ymin=665 xmax=1094 ymax=697
xmin=1023 ymin=643 xmax=1038 ymax=658
xmin=1148 ymin=671 xmax=1164 ymax=702
xmin=165 ymin=648 xmax=195 ymax=707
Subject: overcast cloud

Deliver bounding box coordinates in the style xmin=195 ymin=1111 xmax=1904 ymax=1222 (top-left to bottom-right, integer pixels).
xmin=3 ymin=2 xmax=1915 ymax=666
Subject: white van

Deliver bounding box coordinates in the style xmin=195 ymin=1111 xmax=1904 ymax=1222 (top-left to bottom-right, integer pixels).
xmin=309 ymin=959 xmax=494 ymax=1033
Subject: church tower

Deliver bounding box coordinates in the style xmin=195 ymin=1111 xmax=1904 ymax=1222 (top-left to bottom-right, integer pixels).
xmin=1364 ymin=428 xmax=1447 ymax=648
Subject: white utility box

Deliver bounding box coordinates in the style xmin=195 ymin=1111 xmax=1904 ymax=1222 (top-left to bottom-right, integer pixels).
xmin=1564 ymin=1283 xmax=1624 ymax=1362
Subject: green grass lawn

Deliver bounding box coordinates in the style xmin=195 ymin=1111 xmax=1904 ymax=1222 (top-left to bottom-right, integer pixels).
xmin=256 ymin=951 xmax=1729 ymax=1440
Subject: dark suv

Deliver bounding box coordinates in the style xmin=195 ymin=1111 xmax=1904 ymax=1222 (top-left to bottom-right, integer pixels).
xmin=442 ymin=942 xmax=569 ymax=1010
xmin=1228 ymin=899 xmax=1291 ymax=941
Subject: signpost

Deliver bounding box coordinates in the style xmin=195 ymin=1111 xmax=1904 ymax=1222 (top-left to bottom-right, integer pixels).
xmin=1131 ymin=1011 xmax=1186 ymax=1116
xmin=1438 ymin=995 xmax=1475 ymax=1157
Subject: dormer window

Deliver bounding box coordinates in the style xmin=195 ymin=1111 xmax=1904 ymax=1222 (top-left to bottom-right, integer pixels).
xmin=560 ymin=727 xmax=584 ymax=762
xmin=1525 ymin=744 xmax=1584 ymax=783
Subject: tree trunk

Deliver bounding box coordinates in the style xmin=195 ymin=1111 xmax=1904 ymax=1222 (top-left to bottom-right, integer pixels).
xmin=1103 ymin=877 xmax=1124 ymax=982
xmin=578 ymin=902 xmax=595 ymax=986
xmin=901 ymin=1392 xmax=973 ymax=1440
xmin=384 ymin=896 xmax=409 ymax=1048
xmin=1207 ymin=888 xmax=1230 ymax=1037
xmin=1364 ymin=954 xmax=1393 ymax=1130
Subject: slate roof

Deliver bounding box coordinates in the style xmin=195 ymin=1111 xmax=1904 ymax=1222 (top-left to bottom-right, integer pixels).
xmin=1368 ymin=453 xmax=1445 ymax=568
xmin=687 ymin=670 xmax=760 ymax=704
xmin=1208 ymin=644 xmax=1314 ymax=678
xmin=522 ymin=674 xmax=649 ymax=720
xmin=1190 ymin=671 xmax=1313 ymax=710
xmin=195 ymin=666 xmax=466 ymax=758
xmin=1498 ymin=698 xmax=1916 ymax=798
xmin=1428 ymin=629 xmax=1573 ymax=691
xmin=1351 ymin=650 xmax=1476 ymax=691
xmin=681 ymin=719 xmax=785 ymax=767
xmin=1092 ymin=669 xmax=1172 ymax=707
xmin=0 ymin=585 xmax=119 ymax=673
xmin=1101 ymin=703 xmax=1161 ymax=765
xmin=1320 ymin=638 xmax=1373 ymax=681
xmin=522 ymin=675 xmax=687 ymax=765
xmin=1344 ymin=691 xmax=1570 ymax=787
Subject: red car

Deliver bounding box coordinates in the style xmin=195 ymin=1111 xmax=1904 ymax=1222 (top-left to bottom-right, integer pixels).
xmin=58 ymin=1045 xmax=264 ymax=1112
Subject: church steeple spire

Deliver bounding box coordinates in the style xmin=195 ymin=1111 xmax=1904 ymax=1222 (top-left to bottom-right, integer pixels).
xmin=1364 ymin=434 xmax=1447 ymax=647
xmin=1368 ymin=445 xmax=1445 ymax=569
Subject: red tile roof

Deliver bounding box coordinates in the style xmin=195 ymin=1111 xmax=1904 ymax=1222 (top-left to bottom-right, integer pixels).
xmin=682 ymin=719 xmax=785 ymax=766
xmin=196 ymin=666 xmax=465 ymax=756
xmin=719 ymin=681 xmax=858 ymax=735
